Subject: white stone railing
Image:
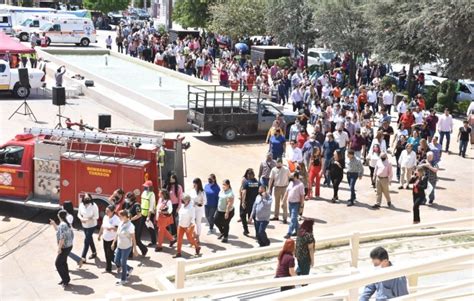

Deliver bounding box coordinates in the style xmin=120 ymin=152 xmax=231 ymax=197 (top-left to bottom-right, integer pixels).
xmin=105 ymin=216 xmax=473 ymax=300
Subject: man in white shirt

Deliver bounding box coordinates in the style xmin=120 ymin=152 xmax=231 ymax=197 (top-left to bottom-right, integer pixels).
xmin=382 ymin=89 xmax=394 ymax=115
xmin=413 ymin=106 xmax=423 ymax=125
xmin=177 ymin=53 xmax=186 ymax=73
xmin=437 ymin=108 xmax=453 ymax=152
xmin=287 ymin=140 xmax=303 ymax=164
xmin=290 ymin=85 xmax=304 ymax=112
xmin=367 ymin=87 xmax=378 ymax=112
xmin=174 ymin=194 xmax=200 ymax=258
xmin=105 ymin=35 xmax=113 ymax=49
xmin=396 ymin=98 xmax=407 ymax=120
xmin=334 ymin=125 xmax=350 ymax=162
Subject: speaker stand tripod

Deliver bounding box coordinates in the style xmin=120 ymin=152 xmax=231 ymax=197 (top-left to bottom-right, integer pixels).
xmin=54 ymin=106 xmax=65 ymax=129
xmin=8 ymin=97 xmax=38 ymax=122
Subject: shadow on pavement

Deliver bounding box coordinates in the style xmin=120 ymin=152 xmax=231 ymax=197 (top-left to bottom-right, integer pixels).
xmin=386 ymin=205 xmax=410 ymax=213
xmin=70 ymin=269 xmax=99 ymax=280
xmin=428 ymin=203 xmax=457 ymax=212
xmin=437 ymin=176 xmax=455 ymax=182
xmin=64 ymin=283 xmax=95 ymax=295
xmin=193 ymin=135 xmax=266 ymax=148
xmin=199 ymin=241 xmax=226 ymax=253
xmin=135 ymin=256 xmax=163 ymax=268
xmin=127 ymin=282 xmax=156 ymax=293
xmin=224 ymin=238 xmax=254 ymax=249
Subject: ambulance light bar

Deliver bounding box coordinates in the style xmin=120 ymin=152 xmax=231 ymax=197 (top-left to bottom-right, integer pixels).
xmin=24 ymin=127 xmax=163 ymax=146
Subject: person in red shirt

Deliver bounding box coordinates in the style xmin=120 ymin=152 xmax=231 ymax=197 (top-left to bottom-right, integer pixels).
xmin=296 ymin=127 xmax=309 ymax=149
xmin=275 ymin=239 xmax=296 ymax=291
xmin=332 ymin=86 xmax=341 ymax=101
xmin=399 ymin=109 xmax=415 ymax=134
xmin=416 ymin=94 xmax=426 ymax=110
xmin=357 ymin=90 xmax=368 ymax=112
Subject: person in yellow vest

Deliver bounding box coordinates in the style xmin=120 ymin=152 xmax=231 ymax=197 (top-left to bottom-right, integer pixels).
xmin=29 ymin=51 xmax=37 ymax=68
xmin=140 ymin=180 xmax=157 ymax=247
xmin=20 ymin=53 xmax=28 ymax=68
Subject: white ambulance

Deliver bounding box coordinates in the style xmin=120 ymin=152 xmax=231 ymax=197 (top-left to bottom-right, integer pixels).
xmin=37 ymin=17 xmax=96 ymax=47
xmin=13 ymin=14 xmax=77 ymax=42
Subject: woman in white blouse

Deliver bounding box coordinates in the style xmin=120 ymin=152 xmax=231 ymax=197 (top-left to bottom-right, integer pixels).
xmin=189 ymin=178 xmax=207 ymax=242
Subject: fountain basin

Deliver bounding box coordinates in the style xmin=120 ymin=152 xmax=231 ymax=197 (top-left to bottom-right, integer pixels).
xmin=36 ymin=48 xmax=212 ymax=131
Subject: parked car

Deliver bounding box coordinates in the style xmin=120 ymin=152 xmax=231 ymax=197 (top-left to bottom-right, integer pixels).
xmin=0 ymin=59 xmax=45 ymax=98
xmin=187 ymin=85 xmax=297 ymax=141
xmin=307 ymin=48 xmax=336 ymax=67
xmin=457 ymin=80 xmax=474 ymax=102
xmin=107 ymin=11 xmax=124 ymax=25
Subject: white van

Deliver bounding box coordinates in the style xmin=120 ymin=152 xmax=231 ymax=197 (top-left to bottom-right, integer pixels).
xmin=37 ymin=17 xmax=96 ymax=46
xmin=13 ymin=14 xmax=77 ymax=42
xmin=307 ymin=48 xmax=336 ymax=67
xmin=0 ymin=14 xmax=12 ymax=35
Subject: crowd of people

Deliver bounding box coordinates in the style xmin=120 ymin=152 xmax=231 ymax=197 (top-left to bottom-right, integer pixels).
xmin=46 ymin=22 xmax=473 ymax=295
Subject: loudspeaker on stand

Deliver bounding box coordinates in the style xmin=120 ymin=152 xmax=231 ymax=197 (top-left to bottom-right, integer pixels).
xmin=52 ymin=86 xmax=66 ymax=106
xmin=98 ymin=114 xmax=111 ymax=130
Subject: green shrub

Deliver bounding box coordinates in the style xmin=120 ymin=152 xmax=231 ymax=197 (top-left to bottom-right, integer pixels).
xmin=455 ymin=100 xmax=471 ymax=115
xmin=436 ymin=80 xmax=457 ymax=112
xmin=157 ymin=24 xmax=167 ymax=36
xmin=268 ymin=56 xmax=292 ymax=69
xmin=381 ymin=75 xmax=397 ymax=90
xmin=424 ymin=85 xmax=439 ymax=110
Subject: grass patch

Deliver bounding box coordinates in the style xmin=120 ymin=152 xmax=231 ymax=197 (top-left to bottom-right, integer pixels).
xmin=439 ymin=235 xmax=474 ymax=244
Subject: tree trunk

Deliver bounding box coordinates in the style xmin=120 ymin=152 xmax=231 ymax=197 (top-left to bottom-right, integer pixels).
xmin=304 ymin=40 xmax=309 ymax=69
xmin=349 ymin=52 xmax=357 ymax=87
xmin=407 ymin=62 xmax=415 ymax=98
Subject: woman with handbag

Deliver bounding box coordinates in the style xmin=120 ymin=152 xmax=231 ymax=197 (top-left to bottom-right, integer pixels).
xmin=155 ymin=189 xmax=176 ymax=252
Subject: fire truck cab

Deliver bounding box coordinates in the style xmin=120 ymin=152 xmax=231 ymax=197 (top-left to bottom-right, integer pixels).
xmin=0 ymin=128 xmax=188 ymax=212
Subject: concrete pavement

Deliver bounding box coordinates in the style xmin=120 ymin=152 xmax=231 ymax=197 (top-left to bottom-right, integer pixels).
xmin=1 ymin=40 xmax=473 ymax=299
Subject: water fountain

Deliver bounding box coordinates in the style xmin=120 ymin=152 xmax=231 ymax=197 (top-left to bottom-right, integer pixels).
xmin=36 ymin=48 xmax=214 ymax=131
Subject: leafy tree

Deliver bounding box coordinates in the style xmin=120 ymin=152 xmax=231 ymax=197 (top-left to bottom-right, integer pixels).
xmin=19 ymin=0 xmax=34 ymax=6
xmin=265 ymin=0 xmax=318 ymax=67
xmin=173 ymin=0 xmax=213 ymax=29
xmin=208 ymin=0 xmax=266 ymax=40
xmin=312 ymin=0 xmax=372 ymax=85
xmin=370 ymin=0 xmax=439 ymax=97
xmin=83 ymin=0 xmax=129 ymax=14
xmin=421 ymin=0 xmax=474 ymax=79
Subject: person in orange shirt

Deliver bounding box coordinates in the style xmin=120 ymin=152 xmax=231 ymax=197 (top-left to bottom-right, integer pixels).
xmin=416 ymin=94 xmax=426 ymax=110
xmin=357 ymin=90 xmax=368 ymax=113
xmin=332 ymin=86 xmax=341 ymax=101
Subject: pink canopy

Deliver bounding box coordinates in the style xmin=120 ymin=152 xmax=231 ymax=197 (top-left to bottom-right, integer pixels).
xmin=0 ymin=32 xmax=35 ymax=55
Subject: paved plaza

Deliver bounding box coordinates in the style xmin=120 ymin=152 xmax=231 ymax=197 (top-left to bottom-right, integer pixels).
xmin=0 ymin=85 xmax=472 ymax=299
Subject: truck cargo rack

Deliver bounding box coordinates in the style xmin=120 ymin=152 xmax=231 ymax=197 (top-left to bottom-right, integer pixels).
xmin=187 ymin=84 xmax=269 ymax=117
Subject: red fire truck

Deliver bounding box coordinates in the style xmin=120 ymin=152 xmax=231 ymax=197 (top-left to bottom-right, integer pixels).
xmin=0 ymin=127 xmax=188 ymax=213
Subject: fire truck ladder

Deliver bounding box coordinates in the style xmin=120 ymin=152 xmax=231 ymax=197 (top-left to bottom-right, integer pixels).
xmin=24 ymin=127 xmax=164 ymax=161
